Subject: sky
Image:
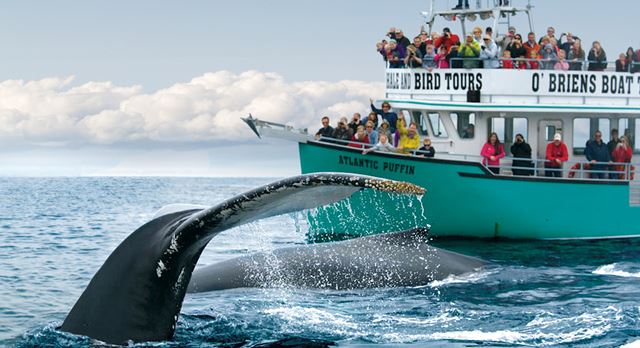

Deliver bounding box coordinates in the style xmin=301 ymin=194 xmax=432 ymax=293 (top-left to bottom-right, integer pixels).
xmin=0 ymin=0 xmax=638 ymax=177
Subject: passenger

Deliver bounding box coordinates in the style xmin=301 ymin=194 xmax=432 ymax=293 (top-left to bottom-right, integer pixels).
xmin=448 ymin=43 xmax=462 ymax=69
xmin=386 ymin=40 xmax=407 ymax=69
xmin=370 ymin=99 xmax=399 ymax=133
xmin=616 ymin=53 xmax=629 ymax=72
xmin=545 ymin=133 xmax=569 ymax=177
xmin=362 ymin=133 xmax=396 ymax=155
xmin=523 ymin=32 xmax=540 ymax=58
xmin=314 ymin=116 xmax=334 ymax=141
xmin=500 ymin=50 xmax=514 ymax=69
xmin=349 ymin=125 xmax=370 ymax=149
xmin=611 ymin=137 xmax=633 ymax=179
xmin=587 ymin=41 xmax=607 ymax=71
xmin=435 ymin=27 xmax=460 ymax=52
xmin=507 ymin=34 xmax=527 ymax=69
xmin=559 ymin=32 xmax=579 ymax=57
xmin=452 ymin=0 xmax=470 ymax=10
xmin=405 ymin=44 xmax=423 ymax=68
xmin=480 ymin=35 xmax=499 ymax=69
xmin=539 ymin=27 xmax=557 ymax=45
xmin=527 ymin=51 xmax=540 ymax=69
xmin=434 ymin=46 xmax=450 ymax=68
xmin=364 ymin=111 xmax=379 ymax=129
xmin=462 ymin=124 xmax=475 ymax=138
xmin=585 ymin=130 xmax=612 ymax=179
xmin=496 ymin=26 xmax=516 ymax=53
xmin=377 ymin=119 xmax=392 ymax=140
xmin=393 ymin=118 xmax=406 ymax=146
xmin=458 ymin=34 xmax=481 ymax=69
xmin=541 ymin=44 xmax=557 ymax=70
xmin=510 ymin=133 xmax=533 ymax=176
xmin=396 ymin=120 xmax=421 ymax=155
xmin=607 ymin=129 xmax=620 ymax=155
xmin=472 ymin=26 xmax=483 ymax=44
xmin=627 ymin=47 xmax=639 ymax=73
xmin=481 ymin=132 xmax=506 ymax=174
xmin=422 ymin=44 xmax=437 ymax=70
xmin=364 ymin=121 xmax=379 ymax=145
xmin=348 ymin=113 xmax=362 ymax=134
xmin=394 ymin=29 xmax=411 ymax=49
xmin=376 ymin=38 xmax=388 ymax=62
xmin=413 ymin=36 xmax=426 ymax=56
xmin=332 ymin=117 xmax=353 ymax=144
xmin=554 ymin=50 xmax=569 ymax=71
xmin=418 ymin=137 xmax=436 ymax=158
xmin=567 ymin=40 xmax=586 ymax=71
xmin=485 ymin=27 xmax=493 ymax=38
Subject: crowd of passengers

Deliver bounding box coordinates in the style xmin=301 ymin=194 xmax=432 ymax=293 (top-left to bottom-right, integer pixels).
xmin=315 ymin=100 xmax=634 ymax=180
xmin=378 ymin=24 xmax=640 ymax=72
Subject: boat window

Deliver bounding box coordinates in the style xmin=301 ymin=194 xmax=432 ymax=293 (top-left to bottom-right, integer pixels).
xmin=598 ymin=118 xmax=611 ymax=143
xmin=451 ymin=112 xmax=475 ymax=139
xmin=513 ymin=118 xmax=528 ymax=141
xmin=428 ymin=113 xmax=448 ymax=137
xmin=634 ymin=119 xmax=640 ymax=152
xmin=413 ymin=111 xmax=429 ymax=136
xmin=400 ymin=110 xmax=412 ymax=128
xmin=573 ymin=118 xmax=590 ymax=150
xmin=545 ymin=125 xmax=556 ymax=141
xmin=488 ymin=117 xmax=505 ymax=142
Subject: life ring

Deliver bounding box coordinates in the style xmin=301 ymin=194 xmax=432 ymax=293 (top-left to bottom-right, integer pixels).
xmin=568 ymin=163 xmax=589 ymax=178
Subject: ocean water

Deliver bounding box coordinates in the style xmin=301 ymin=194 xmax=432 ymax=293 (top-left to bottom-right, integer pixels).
xmin=0 ymin=177 xmax=639 ymax=347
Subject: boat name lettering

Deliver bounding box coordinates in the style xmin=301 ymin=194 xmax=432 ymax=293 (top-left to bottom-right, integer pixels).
xmin=338 ymin=155 xmax=415 ymax=175
xmin=533 ymin=72 xmax=640 ymax=95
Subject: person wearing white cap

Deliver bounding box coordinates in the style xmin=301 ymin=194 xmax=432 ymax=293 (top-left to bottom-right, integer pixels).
xmin=545 ymin=133 xmax=569 ymax=177
xmin=479 ymin=34 xmax=499 ymax=69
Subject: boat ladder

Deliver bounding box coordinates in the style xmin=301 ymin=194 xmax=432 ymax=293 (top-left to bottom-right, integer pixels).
xmin=630 ymin=179 xmax=640 ymax=207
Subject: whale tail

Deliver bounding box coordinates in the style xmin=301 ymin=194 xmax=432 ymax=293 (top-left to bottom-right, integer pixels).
xmin=60 ymin=173 xmax=424 ymax=344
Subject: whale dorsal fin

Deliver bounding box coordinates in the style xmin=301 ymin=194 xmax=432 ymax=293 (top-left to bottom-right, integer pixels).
xmin=60 ymin=173 xmax=424 ymax=344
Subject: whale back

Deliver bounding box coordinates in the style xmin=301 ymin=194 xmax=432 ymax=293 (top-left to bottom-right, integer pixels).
xmin=188 ymin=228 xmax=487 ymax=291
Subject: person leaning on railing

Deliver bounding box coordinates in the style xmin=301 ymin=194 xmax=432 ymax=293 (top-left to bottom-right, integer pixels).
xmin=480 ymin=35 xmax=499 ymax=69
xmin=396 ymin=119 xmax=420 ymax=155
xmin=349 ymin=125 xmax=370 ymax=149
xmin=545 ymin=134 xmax=569 ymax=178
xmin=405 ymin=44 xmax=423 ymax=68
xmin=314 ymin=116 xmax=334 ymax=141
xmin=567 ymin=40 xmax=585 ymax=71
xmin=616 ymin=53 xmax=630 ymax=72
xmin=332 ymin=117 xmax=353 ymax=143
xmin=554 ymin=50 xmax=569 ymax=71
xmin=418 ymin=137 xmax=436 ymax=158
xmin=481 ymin=132 xmax=506 ymax=174
xmin=611 ymin=136 xmax=633 ymax=180
xmin=585 ymin=130 xmax=612 ymax=179
xmin=458 ymin=34 xmax=481 ymax=69
xmin=587 ymin=41 xmax=607 ymax=71
xmin=362 ymin=133 xmax=396 ymax=155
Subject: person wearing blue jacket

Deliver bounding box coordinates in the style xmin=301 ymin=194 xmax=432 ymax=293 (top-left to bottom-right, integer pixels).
xmin=585 ymin=131 xmax=612 ymax=179
xmin=370 ymin=98 xmax=399 ymax=133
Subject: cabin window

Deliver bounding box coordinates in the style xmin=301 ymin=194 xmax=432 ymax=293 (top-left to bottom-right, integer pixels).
xmin=428 ymin=113 xmax=448 ymax=137
xmin=634 ymin=119 xmax=640 ymax=152
xmin=597 ymin=118 xmax=611 ymax=143
xmin=573 ymin=118 xmax=590 ymax=152
xmin=488 ymin=117 xmax=505 ymax=142
xmin=451 ymin=112 xmax=476 ymax=139
xmin=400 ymin=110 xmax=412 ymax=128
xmin=413 ymin=111 xmax=429 ymax=136
xmin=513 ymin=118 xmax=529 ymax=141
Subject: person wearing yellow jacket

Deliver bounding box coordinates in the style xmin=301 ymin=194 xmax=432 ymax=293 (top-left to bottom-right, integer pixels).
xmin=396 ymin=119 xmax=421 ymax=154
xmin=458 ymin=34 xmax=481 ymax=69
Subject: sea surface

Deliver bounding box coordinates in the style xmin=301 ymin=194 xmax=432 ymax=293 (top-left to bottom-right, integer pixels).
xmin=1 ymin=177 xmax=639 ymax=347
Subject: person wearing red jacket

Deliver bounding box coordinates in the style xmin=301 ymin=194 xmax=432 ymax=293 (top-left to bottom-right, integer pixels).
xmin=348 ymin=125 xmax=370 ymax=149
xmin=434 ymin=27 xmax=460 ymax=52
xmin=611 ymin=136 xmax=633 ymax=179
xmin=481 ymin=132 xmax=506 ymax=174
xmin=545 ymin=133 xmax=569 ymax=177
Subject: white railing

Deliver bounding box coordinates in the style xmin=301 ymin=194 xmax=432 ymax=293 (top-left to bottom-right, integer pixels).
xmin=316 ymin=136 xmax=638 ymax=182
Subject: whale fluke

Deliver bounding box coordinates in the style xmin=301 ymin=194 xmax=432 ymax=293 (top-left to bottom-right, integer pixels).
xmin=60 ymin=173 xmax=424 ymax=344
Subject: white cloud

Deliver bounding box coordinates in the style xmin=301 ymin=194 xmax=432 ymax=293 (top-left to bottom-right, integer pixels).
xmin=0 ymin=71 xmax=383 ymax=146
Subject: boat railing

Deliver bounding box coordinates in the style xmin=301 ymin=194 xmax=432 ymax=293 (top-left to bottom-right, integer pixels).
xmin=315 ymin=136 xmax=638 ymax=182
xmin=397 ymin=58 xmax=634 ymax=72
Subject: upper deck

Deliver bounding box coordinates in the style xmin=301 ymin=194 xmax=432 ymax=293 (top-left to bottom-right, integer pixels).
xmin=385 ymin=68 xmax=640 ymax=114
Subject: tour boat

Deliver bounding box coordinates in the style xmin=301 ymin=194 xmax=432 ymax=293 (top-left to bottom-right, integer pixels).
xmin=242 ymin=1 xmax=640 ymax=240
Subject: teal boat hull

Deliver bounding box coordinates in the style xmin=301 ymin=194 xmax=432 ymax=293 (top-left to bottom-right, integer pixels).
xmin=299 ymin=141 xmax=640 ymax=240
